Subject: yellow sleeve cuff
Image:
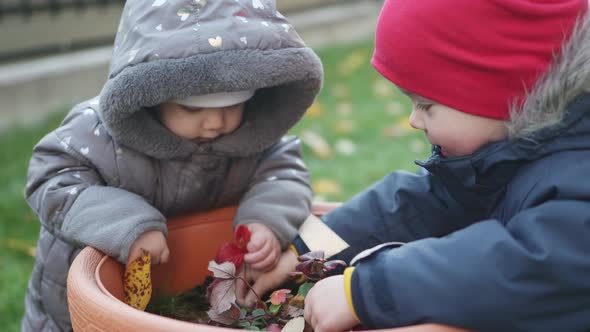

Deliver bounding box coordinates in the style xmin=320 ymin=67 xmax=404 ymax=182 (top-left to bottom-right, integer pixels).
xmin=288 ymin=244 xmax=299 ymax=257
xmin=343 ymin=267 xmax=360 ymax=323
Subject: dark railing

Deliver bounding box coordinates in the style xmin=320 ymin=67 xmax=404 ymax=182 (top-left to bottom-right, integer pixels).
xmin=0 ymin=0 xmax=124 ymax=19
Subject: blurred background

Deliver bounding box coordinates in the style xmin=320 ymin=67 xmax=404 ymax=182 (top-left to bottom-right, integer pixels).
xmin=0 ymin=1 xmax=428 ymax=330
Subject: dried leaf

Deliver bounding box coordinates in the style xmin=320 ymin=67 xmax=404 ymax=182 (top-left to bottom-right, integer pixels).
xmin=336 ymin=102 xmax=353 ymax=116
xmin=281 ymin=317 xmax=305 ymax=332
xmin=207 ymin=260 xmax=236 ymax=279
xmin=335 ymin=139 xmax=357 ymax=156
xmin=208 ymin=277 xmax=236 ymax=314
xmin=305 ymin=102 xmax=325 ymax=118
xmin=333 ymin=120 xmax=355 ymax=134
xmin=123 ymin=249 xmax=152 ymax=310
xmin=338 ymin=50 xmax=367 ymax=76
xmin=270 ymin=289 xmax=291 ymax=305
xmin=4 ymin=238 xmax=36 ymax=257
xmin=324 ymin=260 xmax=348 ymax=271
xmin=385 ymin=101 xmax=406 ymax=116
xmin=301 ymin=131 xmax=332 ymax=159
xmin=288 ymin=294 xmax=305 ymax=309
xmin=330 ymin=85 xmax=350 ymax=99
xmin=312 ymin=179 xmax=341 ymax=195
xmin=207 ymin=305 xmax=241 ymax=325
xmin=383 ymin=118 xmax=413 ymax=138
xmin=298 ymin=251 xmax=325 ymax=262
xmin=285 ymin=305 xmax=305 ymax=318
xmin=373 ymin=78 xmax=395 ymax=98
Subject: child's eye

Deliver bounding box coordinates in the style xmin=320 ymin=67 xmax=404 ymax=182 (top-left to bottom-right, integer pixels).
xmin=415 ymin=103 xmax=432 ymax=112
xmin=181 ymin=105 xmax=203 ymax=113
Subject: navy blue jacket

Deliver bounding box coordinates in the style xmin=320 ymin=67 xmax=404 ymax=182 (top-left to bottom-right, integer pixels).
xmin=294 ymin=94 xmax=590 ymax=331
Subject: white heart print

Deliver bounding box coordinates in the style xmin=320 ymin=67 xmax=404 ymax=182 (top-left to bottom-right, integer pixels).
xmin=208 ymin=36 xmax=222 ymax=48
xmin=252 ymin=0 xmax=264 ymax=10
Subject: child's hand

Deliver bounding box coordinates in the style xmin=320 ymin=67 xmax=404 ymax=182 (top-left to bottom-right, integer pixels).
xmin=304 ymin=275 xmax=359 ymax=332
xmin=236 ymin=249 xmax=299 ymax=308
xmin=126 ymin=230 xmax=170 ymax=266
xmin=243 ymin=223 xmax=281 ymax=271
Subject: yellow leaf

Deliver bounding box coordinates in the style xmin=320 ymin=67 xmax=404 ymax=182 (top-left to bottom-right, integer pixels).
xmin=124 ymin=249 xmax=152 ymax=310
xmin=385 ymin=101 xmax=406 ymax=116
xmin=333 ymin=119 xmax=354 ymax=134
xmin=337 ymin=50 xmax=368 ymax=76
xmin=305 ymin=103 xmax=324 ymax=118
xmin=373 ymin=78 xmax=396 ymax=98
xmin=4 ymin=238 xmax=36 ymax=257
xmin=383 ymin=118 xmax=414 ymax=138
xmin=336 ymin=102 xmax=353 ymax=116
xmin=301 ymin=131 xmax=333 ymax=159
xmin=330 ymin=84 xmax=350 ymax=99
xmin=313 ymin=179 xmax=342 ymax=195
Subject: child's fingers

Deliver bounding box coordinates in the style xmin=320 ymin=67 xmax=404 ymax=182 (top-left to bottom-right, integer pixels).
xmin=246 ymin=235 xmax=264 ymax=252
xmin=159 ymin=247 xmax=170 ymax=264
xmin=244 ymin=239 xmax=271 ymax=263
xmin=249 ymin=253 xmax=276 ymax=270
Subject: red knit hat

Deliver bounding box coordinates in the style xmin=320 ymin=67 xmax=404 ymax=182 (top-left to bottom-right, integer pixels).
xmin=371 ymin=0 xmax=587 ymax=119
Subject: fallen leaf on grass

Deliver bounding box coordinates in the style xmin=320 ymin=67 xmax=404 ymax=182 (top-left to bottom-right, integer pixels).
xmin=301 ymin=131 xmax=333 ymax=159
xmin=333 ymin=120 xmax=355 ymax=134
xmin=373 ymin=78 xmax=396 ymax=98
xmin=335 ymin=139 xmax=357 ymax=156
xmin=124 ymin=249 xmax=152 ymax=310
xmin=383 ymin=118 xmax=413 ymax=138
xmin=312 ymin=179 xmax=342 ymax=195
xmin=305 ymin=103 xmax=324 ymax=118
xmin=4 ymin=238 xmax=36 ymax=257
xmin=338 ymin=50 xmax=368 ymax=76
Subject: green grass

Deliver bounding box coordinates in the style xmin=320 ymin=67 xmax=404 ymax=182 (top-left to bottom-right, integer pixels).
xmin=0 ymin=40 xmax=428 ymax=330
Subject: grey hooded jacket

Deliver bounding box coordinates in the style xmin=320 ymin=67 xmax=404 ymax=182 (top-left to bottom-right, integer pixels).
xmin=22 ymin=0 xmax=323 ymax=331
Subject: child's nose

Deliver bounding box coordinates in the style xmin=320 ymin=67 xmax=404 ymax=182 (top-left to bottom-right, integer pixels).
xmin=202 ymin=109 xmax=224 ymax=130
xmin=408 ymin=110 xmax=424 ymax=130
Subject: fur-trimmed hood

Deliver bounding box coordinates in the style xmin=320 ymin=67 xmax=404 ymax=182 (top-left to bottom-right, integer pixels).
xmin=508 ymin=9 xmax=590 ymax=139
xmin=99 ymin=0 xmax=323 ymax=159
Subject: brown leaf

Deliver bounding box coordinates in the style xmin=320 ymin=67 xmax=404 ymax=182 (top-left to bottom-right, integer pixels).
xmin=305 ymin=102 xmax=324 ymax=118
xmin=4 ymin=238 xmax=36 ymax=257
xmin=383 ymin=118 xmax=413 ymax=138
xmin=207 ymin=260 xmax=236 ymax=279
xmin=123 ymin=249 xmax=152 ymax=310
xmin=301 ymin=131 xmax=333 ymax=159
xmin=312 ymin=179 xmax=342 ymax=195
xmin=208 ymin=278 xmax=236 ymax=314
xmin=207 ymin=305 xmax=241 ymax=325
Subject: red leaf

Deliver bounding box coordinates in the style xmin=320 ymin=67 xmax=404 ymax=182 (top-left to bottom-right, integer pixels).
xmin=234 ymin=224 xmax=251 ymax=250
xmin=270 ymin=289 xmax=291 ymax=305
xmin=215 ymin=243 xmax=245 ymax=268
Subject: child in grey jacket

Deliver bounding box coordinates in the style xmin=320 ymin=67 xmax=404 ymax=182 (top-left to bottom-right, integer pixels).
xmin=22 ymin=0 xmax=323 ymax=331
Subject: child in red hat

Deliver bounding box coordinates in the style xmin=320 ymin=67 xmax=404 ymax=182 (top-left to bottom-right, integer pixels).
xmin=238 ymin=0 xmax=590 ymax=331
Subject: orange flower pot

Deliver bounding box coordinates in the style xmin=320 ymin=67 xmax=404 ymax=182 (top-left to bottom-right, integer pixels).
xmin=67 ymin=203 xmax=467 ymax=332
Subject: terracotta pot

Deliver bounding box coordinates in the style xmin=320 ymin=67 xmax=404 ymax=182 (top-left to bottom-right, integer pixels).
xmin=67 ymin=203 xmax=467 ymax=332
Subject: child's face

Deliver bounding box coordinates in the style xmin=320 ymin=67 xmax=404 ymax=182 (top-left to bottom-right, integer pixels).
xmin=402 ymin=90 xmax=508 ymax=158
xmin=157 ymin=102 xmax=245 ymax=141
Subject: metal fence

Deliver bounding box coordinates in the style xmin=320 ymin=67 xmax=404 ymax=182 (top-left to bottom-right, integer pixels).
xmin=0 ymin=0 xmax=124 ymax=19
